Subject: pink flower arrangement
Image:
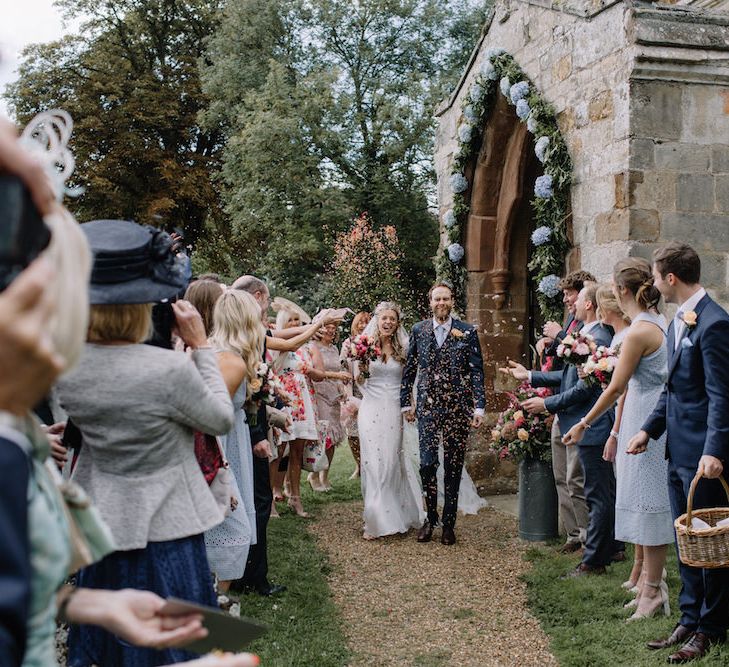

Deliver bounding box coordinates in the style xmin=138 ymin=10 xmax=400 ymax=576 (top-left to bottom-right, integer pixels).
xmin=347 ymin=333 xmax=381 ymax=379
xmin=581 ymin=345 xmax=619 ymax=390
xmin=556 ymin=331 xmax=596 ymax=366
xmin=490 ymin=383 xmax=554 ymax=462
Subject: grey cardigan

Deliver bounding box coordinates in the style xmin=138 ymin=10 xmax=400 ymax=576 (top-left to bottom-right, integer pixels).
xmin=57 ymin=344 xmax=235 ymax=550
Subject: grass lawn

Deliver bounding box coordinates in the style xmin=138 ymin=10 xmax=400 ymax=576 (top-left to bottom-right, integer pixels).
xmin=231 ymin=445 xmax=360 ymax=667
xmin=523 ymin=543 xmax=729 ymax=666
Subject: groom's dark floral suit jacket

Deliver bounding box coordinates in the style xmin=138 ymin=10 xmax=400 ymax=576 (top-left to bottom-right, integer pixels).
xmin=400 ymin=318 xmax=486 ymax=419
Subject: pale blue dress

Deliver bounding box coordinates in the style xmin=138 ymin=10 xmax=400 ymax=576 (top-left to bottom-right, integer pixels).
xmin=615 ymin=312 xmax=675 ymax=546
xmin=204 ymin=380 xmax=257 ymax=580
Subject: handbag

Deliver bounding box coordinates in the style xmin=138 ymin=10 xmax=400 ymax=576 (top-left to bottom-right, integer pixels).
xmin=194 ymin=431 xmax=238 ymax=517
xmin=302 ymin=420 xmax=331 ymax=473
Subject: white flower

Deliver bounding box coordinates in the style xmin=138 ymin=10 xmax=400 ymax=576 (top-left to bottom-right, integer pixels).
xmin=486 ymin=46 xmax=506 ymax=59
xmin=463 ymin=104 xmax=479 ymax=123
xmin=449 ymin=173 xmax=468 ymax=194
xmin=538 ymin=274 xmax=561 ymax=298
xmin=444 ymin=210 xmax=457 ymax=228
xmin=509 ymin=81 xmax=529 ymax=104
xmin=499 ymin=77 xmax=511 ymax=98
xmin=469 ymin=83 xmax=484 ymax=103
xmin=447 ymin=243 xmax=465 ymax=263
xmin=535 ymin=136 xmax=550 ymax=163
xmin=534 ymin=174 xmax=554 ymax=199
xmin=527 ymin=116 xmax=538 ymax=134
xmin=516 ymin=99 xmax=530 ymax=121
xmin=458 ymin=122 xmax=474 ymax=143
xmin=480 ymin=60 xmax=498 ymax=80
xmin=530 ymin=225 xmax=551 ymax=246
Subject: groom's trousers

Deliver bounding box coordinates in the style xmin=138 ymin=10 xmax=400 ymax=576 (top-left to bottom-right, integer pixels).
xmin=418 ymin=413 xmax=470 ymax=528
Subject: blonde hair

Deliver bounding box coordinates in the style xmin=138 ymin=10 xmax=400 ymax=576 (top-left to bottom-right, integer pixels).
xmin=210 ymin=290 xmax=265 ymax=391
xmin=275 ymin=308 xmax=300 ymax=330
xmin=42 ymin=207 xmax=92 ymax=369
xmin=373 ymin=301 xmax=406 ymax=364
xmin=87 ymin=303 xmax=153 ymax=343
xmin=596 ymin=284 xmax=630 ymax=324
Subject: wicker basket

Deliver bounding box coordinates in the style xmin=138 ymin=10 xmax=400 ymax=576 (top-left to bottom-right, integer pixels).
xmin=675 ymin=473 xmax=729 ymax=569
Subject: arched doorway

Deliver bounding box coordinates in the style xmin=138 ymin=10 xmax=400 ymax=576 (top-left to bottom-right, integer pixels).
xmin=463 ymin=93 xmax=561 ymax=413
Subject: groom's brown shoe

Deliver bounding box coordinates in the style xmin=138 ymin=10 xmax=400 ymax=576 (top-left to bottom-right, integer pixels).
xmin=417 ymin=521 xmax=434 ymax=543
xmin=441 ymin=526 xmax=456 ymax=546
xmin=667 ymin=632 xmax=723 ymax=663
xmin=647 ymin=624 xmax=694 ymax=650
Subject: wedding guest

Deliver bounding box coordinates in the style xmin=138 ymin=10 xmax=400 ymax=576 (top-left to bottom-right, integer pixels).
xmin=340 ymin=312 xmax=371 ymax=479
xmin=564 ymin=261 xmax=674 ymax=619
xmin=186 ymin=279 xmax=225 ymax=336
xmin=629 ymin=243 xmax=729 ymax=662
xmin=309 ymin=318 xmax=350 ymax=491
xmin=503 ymin=281 xmax=617 ymax=575
xmin=57 ymin=220 xmax=235 ymax=665
xmin=539 ymin=270 xmax=595 ymax=554
xmin=202 ymin=290 xmax=263 ymax=594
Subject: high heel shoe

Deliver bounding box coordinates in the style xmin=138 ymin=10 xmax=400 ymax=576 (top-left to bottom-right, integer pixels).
xmin=287 ymin=496 xmax=311 ymax=518
xmin=627 ymin=581 xmax=670 ymax=621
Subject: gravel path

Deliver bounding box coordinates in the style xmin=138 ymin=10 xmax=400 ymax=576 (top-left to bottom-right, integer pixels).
xmin=309 ymin=502 xmax=557 ymax=667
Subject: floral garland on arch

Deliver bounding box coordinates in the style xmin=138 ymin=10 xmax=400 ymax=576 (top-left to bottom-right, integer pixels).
xmin=436 ymin=49 xmax=572 ymax=322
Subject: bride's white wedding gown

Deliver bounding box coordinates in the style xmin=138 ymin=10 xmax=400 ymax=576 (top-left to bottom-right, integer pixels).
xmin=358 ymin=358 xmax=425 ymax=537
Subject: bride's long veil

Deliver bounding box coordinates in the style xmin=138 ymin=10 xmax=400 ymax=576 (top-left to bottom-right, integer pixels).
xmin=364 ymin=316 xmax=487 ymax=516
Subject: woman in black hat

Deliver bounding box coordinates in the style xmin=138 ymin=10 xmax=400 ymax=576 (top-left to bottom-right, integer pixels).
xmin=57 ymin=219 xmax=236 ymax=667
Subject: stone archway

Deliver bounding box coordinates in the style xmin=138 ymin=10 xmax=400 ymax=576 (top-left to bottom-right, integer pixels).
xmin=463 ymin=93 xmax=549 ymax=414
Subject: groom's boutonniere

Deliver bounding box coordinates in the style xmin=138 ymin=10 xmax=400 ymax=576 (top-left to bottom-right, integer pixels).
xmin=682 ymin=310 xmax=698 ymax=329
xmin=451 ymin=328 xmax=465 ymax=339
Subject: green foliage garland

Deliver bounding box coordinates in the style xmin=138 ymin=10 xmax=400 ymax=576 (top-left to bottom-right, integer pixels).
xmin=437 ymin=49 xmax=572 ymax=322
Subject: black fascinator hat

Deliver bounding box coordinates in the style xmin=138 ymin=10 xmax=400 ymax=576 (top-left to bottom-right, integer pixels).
xmin=82 ymin=219 xmax=191 ymax=305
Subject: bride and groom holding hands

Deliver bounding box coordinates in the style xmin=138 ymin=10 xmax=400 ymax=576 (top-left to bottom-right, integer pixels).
xmin=356 ymin=282 xmax=486 ymax=545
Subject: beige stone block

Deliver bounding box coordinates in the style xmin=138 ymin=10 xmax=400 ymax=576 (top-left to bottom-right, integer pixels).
xmin=595 ymin=208 xmax=630 ymax=244
xmin=629 ymin=208 xmax=660 ymax=241
xmin=589 ymin=90 xmax=614 ymax=122
xmin=553 ymin=54 xmax=572 ymax=83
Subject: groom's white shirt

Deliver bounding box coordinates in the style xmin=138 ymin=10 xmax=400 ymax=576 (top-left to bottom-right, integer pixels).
xmin=674 ymin=287 xmax=705 ymax=350
xmin=401 ymin=316 xmax=484 ymax=418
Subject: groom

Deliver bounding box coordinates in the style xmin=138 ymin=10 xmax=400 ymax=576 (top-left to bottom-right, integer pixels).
xmin=401 ymin=281 xmax=485 ymax=545
xmin=629 ymin=242 xmax=729 ymax=663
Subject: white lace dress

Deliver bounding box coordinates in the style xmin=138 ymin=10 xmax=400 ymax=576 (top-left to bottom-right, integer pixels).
xmin=358 ymin=358 xmax=425 ymax=537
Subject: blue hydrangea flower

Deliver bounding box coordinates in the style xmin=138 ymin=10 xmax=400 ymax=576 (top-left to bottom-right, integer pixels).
xmin=534 ymin=174 xmax=554 ymax=199
xmin=463 ymin=105 xmax=479 ymax=123
xmin=444 ymin=210 xmax=457 ymax=228
xmin=516 ymin=99 xmax=530 ymax=121
xmin=458 ymin=123 xmax=473 ymax=143
xmin=480 ymin=60 xmax=498 ymax=80
xmin=510 ymin=81 xmax=529 ymax=105
xmin=535 ymin=136 xmax=550 ymax=163
xmin=538 ymin=274 xmax=561 ymax=298
xmin=531 ymin=225 xmax=552 ymax=246
xmin=448 ymin=243 xmax=465 ymax=263
xmin=527 ymin=116 xmax=538 ymax=134
xmin=499 ymin=76 xmax=511 ymax=98
xmin=450 ymin=173 xmax=468 ymax=194
xmin=469 ymin=83 xmax=484 ymax=103
xmin=486 ymin=46 xmax=506 ymax=59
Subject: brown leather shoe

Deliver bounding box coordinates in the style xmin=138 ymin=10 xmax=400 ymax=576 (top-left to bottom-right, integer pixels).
xmin=417 ymin=521 xmax=434 ymax=543
xmin=441 ymin=526 xmax=456 ymax=546
xmin=667 ymin=632 xmax=723 ymax=663
xmin=647 ymin=624 xmax=694 ymax=651
xmin=611 ymin=550 xmax=626 ymax=563
xmin=562 ymin=563 xmax=606 ymax=579
xmin=558 ymin=541 xmax=582 ymax=554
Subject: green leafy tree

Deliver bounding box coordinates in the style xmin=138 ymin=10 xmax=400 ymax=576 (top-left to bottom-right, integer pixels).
xmin=198 ymin=0 xmax=489 ymax=310
xmin=5 ymin=0 xmax=223 ymax=244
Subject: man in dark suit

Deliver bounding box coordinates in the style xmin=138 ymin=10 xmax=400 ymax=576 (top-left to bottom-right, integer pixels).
xmin=630 ymin=242 xmax=729 ymax=663
xmin=504 ymin=282 xmax=618 ymax=575
xmin=401 ymin=281 xmax=485 ymax=546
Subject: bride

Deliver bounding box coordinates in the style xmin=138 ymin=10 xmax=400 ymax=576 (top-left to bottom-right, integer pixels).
xmin=357 ymin=302 xmax=425 ymax=539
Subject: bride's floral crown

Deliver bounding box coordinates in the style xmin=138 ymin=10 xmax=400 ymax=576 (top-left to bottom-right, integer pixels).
xmin=374 ymin=301 xmax=402 ymax=320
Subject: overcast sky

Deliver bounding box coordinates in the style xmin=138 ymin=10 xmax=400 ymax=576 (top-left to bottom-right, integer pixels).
xmin=0 ymin=0 xmax=81 ymax=118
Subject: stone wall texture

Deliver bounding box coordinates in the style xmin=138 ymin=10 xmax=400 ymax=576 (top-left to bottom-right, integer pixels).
xmin=435 ymin=0 xmax=729 ymax=491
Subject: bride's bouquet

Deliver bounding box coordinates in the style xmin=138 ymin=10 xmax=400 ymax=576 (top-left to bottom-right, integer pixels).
xmin=581 ymin=345 xmax=618 ymax=390
xmin=556 ymin=331 xmax=596 ymax=366
xmin=346 ymin=333 xmax=381 ymax=380
xmin=249 ymin=362 xmax=293 ymax=408
xmin=490 ymin=383 xmax=554 ymax=462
